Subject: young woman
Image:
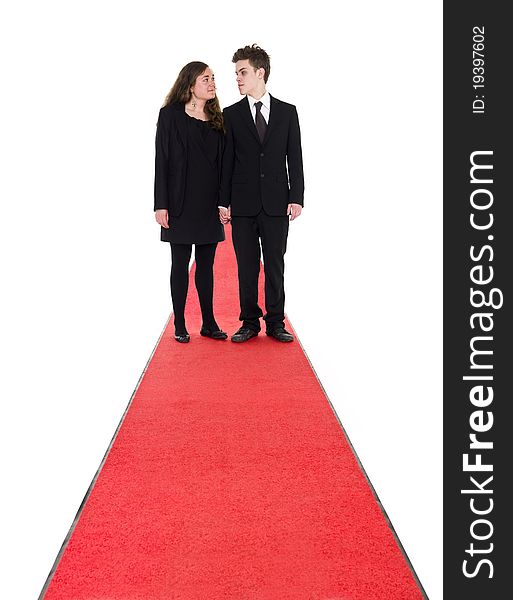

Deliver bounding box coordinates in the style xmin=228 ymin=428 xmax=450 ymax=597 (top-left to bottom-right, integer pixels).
xmin=154 ymin=62 xmax=227 ymax=343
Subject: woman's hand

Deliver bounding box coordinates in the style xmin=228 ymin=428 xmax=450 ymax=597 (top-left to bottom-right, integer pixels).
xmin=155 ymin=209 xmax=169 ymax=228
xmin=219 ymin=206 xmax=231 ymax=224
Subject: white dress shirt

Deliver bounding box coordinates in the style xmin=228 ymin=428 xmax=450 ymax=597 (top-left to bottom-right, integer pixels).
xmin=247 ymin=91 xmax=271 ymax=125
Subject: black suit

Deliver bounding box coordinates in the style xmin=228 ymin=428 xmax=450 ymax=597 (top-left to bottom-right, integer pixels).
xmin=220 ymin=95 xmax=304 ymax=331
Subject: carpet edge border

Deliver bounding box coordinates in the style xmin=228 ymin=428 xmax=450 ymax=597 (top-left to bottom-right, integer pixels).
xmin=288 ymin=317 xmax=430 ymax=600
xmin=37 ymin=314 xmax=172 ymax=600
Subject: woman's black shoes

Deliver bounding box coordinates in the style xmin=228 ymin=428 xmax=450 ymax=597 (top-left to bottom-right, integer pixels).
xmin=200 ymin=327 xmax=228 ymax=340
xmin=174 ymin=333 xmax=190 ymax=343
xmin=174 ymin=328 xmax=227 ymax=342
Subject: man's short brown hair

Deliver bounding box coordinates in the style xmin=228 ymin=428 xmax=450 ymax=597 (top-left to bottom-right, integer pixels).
xmin=232 ymin=44 xmax=271 ymax=83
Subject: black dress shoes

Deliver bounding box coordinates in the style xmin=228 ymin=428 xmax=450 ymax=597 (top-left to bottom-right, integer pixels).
xmin=200 ymin=327 xmax=228 ymax=340
xmin=174 ymin=333 xmax=190 ymax=343
xmin=266 ymin=327 xmax=294 ymax=343
xmin=231 ymin=327 xmax=259 ymax=343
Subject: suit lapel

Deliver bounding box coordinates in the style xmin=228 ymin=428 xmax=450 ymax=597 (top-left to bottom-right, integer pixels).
xmin=236 ymin=97 xmax=261 ymax=144
xmin=262 ymin=94 xmax=278 ymax=146
xmin=235 ymin=95 xmax=280 ymax=146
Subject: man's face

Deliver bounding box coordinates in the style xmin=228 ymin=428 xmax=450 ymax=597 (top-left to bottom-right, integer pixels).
xmin=235 ymin=59 xmax=264 ymax=97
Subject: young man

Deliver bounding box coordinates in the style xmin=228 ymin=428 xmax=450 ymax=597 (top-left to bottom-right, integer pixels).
xmin=219 ymin=44 xmax=304 ymax=343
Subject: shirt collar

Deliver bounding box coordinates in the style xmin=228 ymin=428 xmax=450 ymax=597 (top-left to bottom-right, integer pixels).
xmin=247 ymin=91 xmax=271 ymax=111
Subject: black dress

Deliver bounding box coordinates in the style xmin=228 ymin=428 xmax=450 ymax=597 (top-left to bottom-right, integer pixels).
xmin=163 ymin=113 xmax=225 ymax=245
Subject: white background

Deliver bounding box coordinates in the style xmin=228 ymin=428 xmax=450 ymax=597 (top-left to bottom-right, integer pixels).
xmin=0 ymin=2 xmax=442 ymax=599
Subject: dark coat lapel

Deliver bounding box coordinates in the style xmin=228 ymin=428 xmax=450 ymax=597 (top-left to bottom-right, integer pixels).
xmin=171 ymin=102 xmax=188 ymax=148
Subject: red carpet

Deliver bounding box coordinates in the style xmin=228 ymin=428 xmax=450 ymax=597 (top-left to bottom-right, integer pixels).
xmin=42 ymin=226 xmax=424 ymax=599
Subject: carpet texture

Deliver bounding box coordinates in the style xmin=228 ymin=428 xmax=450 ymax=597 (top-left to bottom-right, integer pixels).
xmin=42 ymin=225 xmax=424 ymax=599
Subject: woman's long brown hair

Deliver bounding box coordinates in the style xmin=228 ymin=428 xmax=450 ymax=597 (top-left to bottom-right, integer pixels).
xmin=163 ymin=61 xmax=224 ymax=131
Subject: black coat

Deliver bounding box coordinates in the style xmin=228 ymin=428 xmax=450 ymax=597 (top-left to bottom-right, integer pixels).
xmin=154 ymin=103 xmax=225 ymax=244
xmin=219 ymin=95 xmax=304 ymax=217
xmin=154 ymin=103 xmax=224 ymax=215
xmin=154 ymin=103 xmax=189 ymax=215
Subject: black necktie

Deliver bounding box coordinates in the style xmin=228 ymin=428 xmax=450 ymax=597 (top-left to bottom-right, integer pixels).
xmin=254 ymin=101 xmax=267 ymax=143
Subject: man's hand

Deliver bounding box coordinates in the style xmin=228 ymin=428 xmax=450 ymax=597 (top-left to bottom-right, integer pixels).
xmin=155 ymin=209 xmax=169 ymax=229
xmin=287 ymin=203 xmax=302 ymax=221
xmin=219 ymin=206 xmax=231 ymax=224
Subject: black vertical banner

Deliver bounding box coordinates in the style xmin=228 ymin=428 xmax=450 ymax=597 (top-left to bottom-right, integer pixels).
xmin=444 ymin=3 xmax=512 ymax=599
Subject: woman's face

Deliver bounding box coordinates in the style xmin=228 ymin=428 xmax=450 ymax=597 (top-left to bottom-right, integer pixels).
xmin=190 ymin=68 xmax=216 ymax=101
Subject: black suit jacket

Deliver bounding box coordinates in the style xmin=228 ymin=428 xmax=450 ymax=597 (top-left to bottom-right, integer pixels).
xmin=220 ymin=96 xmax=304 ymax=217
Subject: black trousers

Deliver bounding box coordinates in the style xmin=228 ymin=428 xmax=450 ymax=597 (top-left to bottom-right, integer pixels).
xmin=170 ymin=243 xmax=218 ymax=334
xmin=231 ymin=211 xmax=289 ymax=332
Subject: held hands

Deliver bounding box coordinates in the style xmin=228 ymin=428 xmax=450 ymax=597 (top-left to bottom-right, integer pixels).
xmin=217 ymin=205 xmax=300 ymax=223
xmin=155 ymin=209 xmax=169 ymax=229
xmin=219 ymin=206 xmax=231 ymax=224
xmin=287 ymin=203 xmax=302 ymax=221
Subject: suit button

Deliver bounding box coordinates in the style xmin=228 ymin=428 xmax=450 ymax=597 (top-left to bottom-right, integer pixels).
xmin=260 ymin=152 xmax=264 ymax=157
xmin=260 ymin=173 xmax=265 ymax=178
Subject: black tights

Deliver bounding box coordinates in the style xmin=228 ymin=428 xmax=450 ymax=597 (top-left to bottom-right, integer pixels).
xmin=170 ymin=243 xmax=218 ymax=335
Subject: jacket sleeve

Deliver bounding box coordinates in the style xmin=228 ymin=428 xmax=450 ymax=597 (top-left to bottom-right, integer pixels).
xmin=219 ymin=110 xmax=234 ymax=208
xmin=154 ymin=107 xmax=169 ymax=211
xmin=286 ymin=106 xmax=305 ymax=206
